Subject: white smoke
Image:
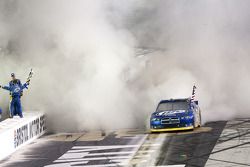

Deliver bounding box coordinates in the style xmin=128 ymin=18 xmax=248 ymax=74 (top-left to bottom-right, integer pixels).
xmin=0 ymin=0 xmax=250 ymax=132
xmin=0 ymin=0 xmax=146 ymax=132
xmin=129 ymin=0 xmax=250 ymax=123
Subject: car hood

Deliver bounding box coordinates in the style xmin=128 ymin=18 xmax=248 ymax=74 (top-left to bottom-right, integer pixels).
xmin=152 ymin=110 xmax=187 ymax=117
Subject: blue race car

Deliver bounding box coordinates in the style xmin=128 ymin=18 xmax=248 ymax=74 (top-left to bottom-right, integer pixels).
xmin=150 ymin=98 xmax=201 ymax=132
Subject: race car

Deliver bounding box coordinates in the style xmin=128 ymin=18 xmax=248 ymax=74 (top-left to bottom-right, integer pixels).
xmin=150 ymin=98 xmax=201 ymax=132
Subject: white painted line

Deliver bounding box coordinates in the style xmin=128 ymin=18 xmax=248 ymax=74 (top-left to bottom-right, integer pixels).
xmin=70 ymin=164 xmax=122 ymax=167
xmin=71 ymin=144 xmax=160 ymax=150
xmin=67 ymin=150 xmax=154 ymax=155
xmin=55 ymin=156 xmax=130 ymax=161
xmin=126 ymin=134 xmax=148 ymax=164
xmin=151 ymin=165 xmax=185 ymax=167
xmin=45 ymin=135 xmax=148 ymax=167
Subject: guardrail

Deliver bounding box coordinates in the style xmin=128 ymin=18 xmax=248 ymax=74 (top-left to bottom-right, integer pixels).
xmin=0 ymin=112 xmax=46 ymax=160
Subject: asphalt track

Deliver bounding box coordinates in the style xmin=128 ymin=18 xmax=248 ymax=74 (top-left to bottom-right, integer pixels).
xmin=0 ymin=121 xmax=227 ymax=167
xmin=206 ymin=119 xmax=250 ymax=166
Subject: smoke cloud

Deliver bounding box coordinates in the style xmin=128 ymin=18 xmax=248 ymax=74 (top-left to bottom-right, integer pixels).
xmin=0 ymin=0 xmax=250 ymax=132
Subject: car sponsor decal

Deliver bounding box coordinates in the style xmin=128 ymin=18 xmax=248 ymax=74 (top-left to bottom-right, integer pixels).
xmin=156 ymin=110 xmax=186 ymax=116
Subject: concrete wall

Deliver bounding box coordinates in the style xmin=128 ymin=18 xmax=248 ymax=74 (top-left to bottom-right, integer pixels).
xmin=0 ymin=112 xmax=46 ymax=160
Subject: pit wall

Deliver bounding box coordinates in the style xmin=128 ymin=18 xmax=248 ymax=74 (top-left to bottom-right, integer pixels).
xmin=0 ymin=112 xmax=46 ymax=160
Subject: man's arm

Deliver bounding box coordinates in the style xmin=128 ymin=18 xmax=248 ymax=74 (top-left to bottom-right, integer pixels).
xmin=21 ymin=82 xmax=29 ymax=90
xmin=0 ymin=85 xmax=11 ymax=91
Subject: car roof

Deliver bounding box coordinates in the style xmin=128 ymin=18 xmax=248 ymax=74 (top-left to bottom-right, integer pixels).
xmin=159 ymin=98 xmax=190 ymax=104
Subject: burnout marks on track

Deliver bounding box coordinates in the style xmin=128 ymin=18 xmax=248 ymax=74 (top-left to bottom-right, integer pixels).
xmin=156 ymin=121 xmax=227 ymax=167
xmin=114 ymin=129 xmax=147 ymax=138
xmin=44 ymin=133 xmax=83 ymax=141
xmin=206 ymin=119 xmax=250 ymax=166
xmin=77 ymin=131 xmax=107 ymax=141
xmin=43 ymin=127 xmax=210 ymax=143
xmin=42 ymin=130 xmax=148 ymax=166
xmin=43 ymin=130 xmax=171 ymax=166
xmin=0 ymin=126 xmax=217 ymax=167
xmin=130 ymin=126 xmax=211 ymax=166
xmin=175 ymin=127 xmax=212 ymax=135
xmin=44 ymin=131 xmax=108 ymax=142
xmin=44 ymin=129 xmax=147 ymax=142
xmin=44 ymin=133 xmax=169 ymax=167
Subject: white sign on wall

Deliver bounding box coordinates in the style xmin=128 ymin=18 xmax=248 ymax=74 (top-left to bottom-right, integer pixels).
xmin=0 ymin=112 xmax=46 ymax=160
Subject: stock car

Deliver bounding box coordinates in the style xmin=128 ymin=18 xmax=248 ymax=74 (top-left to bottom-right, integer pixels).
xmin=150 ymin=98 xmax=201 ymax=132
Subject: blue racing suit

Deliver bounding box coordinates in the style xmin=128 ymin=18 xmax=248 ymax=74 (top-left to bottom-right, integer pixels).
xmin=2 ymin=79 xmax=28 ymax=118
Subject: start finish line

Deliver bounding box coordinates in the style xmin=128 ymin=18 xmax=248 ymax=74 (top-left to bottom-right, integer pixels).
xmin=0 ymin=112 xmax=46 ymax=160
